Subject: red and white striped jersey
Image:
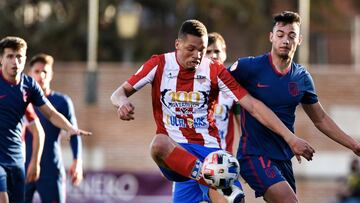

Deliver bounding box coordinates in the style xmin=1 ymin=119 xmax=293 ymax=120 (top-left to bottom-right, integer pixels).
xmin=127 ymin=52 xmax=247 ymax=148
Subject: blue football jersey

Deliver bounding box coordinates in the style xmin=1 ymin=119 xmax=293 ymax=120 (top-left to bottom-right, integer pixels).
xmin=25 ymin=91 xmax=82 ymax=176
xmin=0 ymin=71 xmax=47 ymax=166
xmin=229 ymin=53 xmax=318 ymax=160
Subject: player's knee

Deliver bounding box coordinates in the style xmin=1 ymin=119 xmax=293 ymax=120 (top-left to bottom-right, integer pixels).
xmin=150 ymin=135 xmax=173 ymax=161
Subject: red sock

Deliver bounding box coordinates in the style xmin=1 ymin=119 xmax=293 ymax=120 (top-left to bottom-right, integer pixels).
xmin=164 ymin=147 xmax=199 ymax=178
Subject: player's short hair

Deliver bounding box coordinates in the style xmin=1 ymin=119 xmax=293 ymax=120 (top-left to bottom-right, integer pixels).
xmin=178 ymin=19 xmax=208 ymax=39
xmin=0 ymin=36 xmax=27 ymax=55
xmin=208 ymin=32 xmax=226 ymax=49
xmin=273 ymin=11 xmax=301 ymax=27
xmin=29 ymin=53 xmax=54 ymax=68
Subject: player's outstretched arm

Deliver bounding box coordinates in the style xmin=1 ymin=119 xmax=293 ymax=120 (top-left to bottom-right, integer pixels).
xmin=110 ymin=82 xmax=137 ymax=121
xmin=302 ymin=102 xmax=360 ymax=155
xmin=37 ymin=103 xmax=92 ymax=136
xmin=238 ymin=94 xmax=315 ymax=162
xmin=26 ymin=118 xmax=44 ymax=183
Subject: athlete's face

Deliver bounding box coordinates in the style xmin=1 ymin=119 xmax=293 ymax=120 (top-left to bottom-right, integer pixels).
xmin=206 ymin=41 xmax=227 ymax=64
xmin=175 ymin=34 xmax=208 ymax=70
xmin=0 ymin=48 xmax=27 ymax=82
xmin=29 ymin=62 xmax=53 ymax=91
xmin=270 ymin=22 xmax=302 ymax=60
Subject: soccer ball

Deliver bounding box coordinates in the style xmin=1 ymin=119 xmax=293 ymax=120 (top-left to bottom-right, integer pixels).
xmin=201 ymin=150 xmax=240 ymax=189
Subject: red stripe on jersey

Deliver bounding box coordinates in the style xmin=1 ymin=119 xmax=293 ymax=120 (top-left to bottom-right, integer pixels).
xmin=128 ymin=55 xmax=160 ymax=87
xmin=152 ymin=55 xmax=167 ymax=135
xmin=177 ymin=66 xmax=205 ymax=145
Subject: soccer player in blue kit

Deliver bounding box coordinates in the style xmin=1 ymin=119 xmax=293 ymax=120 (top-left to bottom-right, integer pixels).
xmin=24 ymin=54 xmax=83 ymax=203
xmin=229 ymin=11 xmax=360 ymax=203
xmin=0 ymin=36 xmax=90 ymax=203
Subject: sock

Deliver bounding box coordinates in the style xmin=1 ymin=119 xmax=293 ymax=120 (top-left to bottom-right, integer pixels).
xmin=164 ymin=147 xmax=202 ymax=179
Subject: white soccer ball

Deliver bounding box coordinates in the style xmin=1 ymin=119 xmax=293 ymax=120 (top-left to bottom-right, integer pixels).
xmin=201 ymin=150 xmax=240 ymax=189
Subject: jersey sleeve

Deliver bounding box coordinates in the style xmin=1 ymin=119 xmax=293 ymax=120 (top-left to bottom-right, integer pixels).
xmin=127 ymin=55 xmax=161 ymax=90
xmin=63 ymin=95 xmax=82 ymax=160
xmin=228 ymin=58 xmax=251 ymax=85
xmin=217 ymin=64 xmax=248 ymax=102
xmin=301 ymin=71 xmax=318 ymax=104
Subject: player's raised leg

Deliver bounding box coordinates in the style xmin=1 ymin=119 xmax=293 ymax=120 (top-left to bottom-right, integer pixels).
xmin=150 ymin=134 xmax=203 ymax=181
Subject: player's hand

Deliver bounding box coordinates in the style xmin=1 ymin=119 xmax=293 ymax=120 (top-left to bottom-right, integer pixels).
xmin=288 ymin=136 xmax=315 ymax=163
xmin=67 ymin=127 xmax=92 ymax=137
xmin=116 ymin=100 xmax=135 ymax=121
xmin=69 ymin=159 xmax=83 ymax=186
xmin=26 ymin=161 xmax=41 ymax=183
xmin=352 ymin=142 xmax=360 ymax=156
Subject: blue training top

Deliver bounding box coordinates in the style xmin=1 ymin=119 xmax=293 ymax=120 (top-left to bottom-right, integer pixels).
xmin=0 ymin=71 xmax=47 ymax=166
xmin=229 ymin=53 xmax=318 ymax=160
xmin=25 ymin=91 xmax=82 ymax=177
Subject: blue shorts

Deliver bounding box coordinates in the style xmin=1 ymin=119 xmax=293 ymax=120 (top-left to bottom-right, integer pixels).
xmin=173 ymin=178 xmax=243 ymax=203
xmin=0 ymin=164 xmax=25 ymax=203
xmin=239 ymin=155 xmax=295 ymax=197
xmin=173 ymin=180 xmax=210 ymax=203
xmin=25 ymin=169 xmax=66 ymax=203
xmin=160 ymin=143 xmax=243 ymax=203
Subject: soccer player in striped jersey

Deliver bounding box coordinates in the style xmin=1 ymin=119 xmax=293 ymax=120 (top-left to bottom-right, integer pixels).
xmin=229 ymin=11 xmax=360 ymax=203
xmin=174 ymin=32 xmax=242 ymax=203
xmin=24 ymin=54 xmax=83 ymax=203
xmin=111 ymin=19 xmax=314 ymax=203
xmin=0 ymin=36 xmax=90 ymax=203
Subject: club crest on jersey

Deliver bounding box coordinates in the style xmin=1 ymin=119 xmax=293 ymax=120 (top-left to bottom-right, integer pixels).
xmin=288 ymin=82 xmax=299 ymax=96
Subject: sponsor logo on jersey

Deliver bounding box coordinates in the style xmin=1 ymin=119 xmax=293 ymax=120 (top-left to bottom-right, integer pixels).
xmin=161 ymin=89 xmax=209 ymax=115
xmin=165 ymin=115 xmax=208 ymax=128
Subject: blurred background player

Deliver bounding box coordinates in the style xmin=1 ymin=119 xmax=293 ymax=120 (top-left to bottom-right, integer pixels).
xmin=229 ymin=11 xmax=360 ymax=203
xmin=24 ymin=53 xmax=83 ymax=203
xmin=206 ymin=32 xmax=241 ymax=155
xmin=0 ymin=36 xmax=90 ymax=203
xmin=111 ymin=19 xmax=315 ymax=203
xmin=173 ymin=32 xmax=242 ymax=203
xmin=23 ymin=104 xmax=45 ymax=185
xmin=333 ymin=158 xmax=360 ymax=203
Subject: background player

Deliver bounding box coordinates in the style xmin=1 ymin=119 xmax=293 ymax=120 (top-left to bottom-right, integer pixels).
xmin=206 ymin=32 xmax=241 ymax=154
xmin=0 ymin=36 xmax=90 ymax=203
xmin=24 ymin=53 xmax=83 ymax=203
xmin=23 ymin=104 xmax=45 ymax=185
xmin=229 ymin=11 xmax=360 ymax=203
xmin=111 ymin=19 xmax=315 ymax=203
